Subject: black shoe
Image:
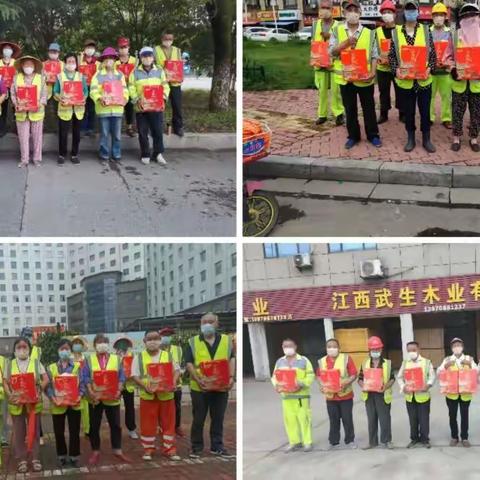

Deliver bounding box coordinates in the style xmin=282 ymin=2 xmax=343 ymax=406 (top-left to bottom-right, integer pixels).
xmin=377 ymin=113 xmax=388 ymax=124
xmin=316 ymin=117 xmax=327 ymax=125
xmin=404 ymin=132 xmax=416 ymax=152
xmin=423 ymin=441 xmax=431 ymax=449
xmin=211 ymin=448 xmax=235 ymax=458
xmin=71 ymin=155 xmax=80 ymax=164
xmin=70 ymin=458 xmax=79 ymax=468
xmin=335 ymin=114 xmax=344 ymax=126
xmin=59 ymin=457 xmax=67 ymax=467
xmin=399 ymin=112 xmax=405 ymax=123
xmin=422 ymin=133 xmax=436 ymax=153
xmin=451 ymin=141 xmax=461 ymax=152
xmin=174 ymin=128 xmax=184 ymax=137
xmin=406 ymin=440 xmax=418 ymax=448
xmin=470 ymin=140 xmax=480 ymax=152
xmin=58 ymin=155 xmax=65 ymax=165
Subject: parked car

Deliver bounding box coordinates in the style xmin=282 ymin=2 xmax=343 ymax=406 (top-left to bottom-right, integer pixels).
xmin=250 ymin=28 xmax=294 ymax=42
xmin=296 ymin=26 xmax=312 ymax=41
xmin=243 ymin=27 xmax=272 ymax=39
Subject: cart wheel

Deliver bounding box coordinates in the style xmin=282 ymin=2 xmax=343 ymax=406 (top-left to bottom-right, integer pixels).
xmin=243 ymin=191 xmax=279 ymax=237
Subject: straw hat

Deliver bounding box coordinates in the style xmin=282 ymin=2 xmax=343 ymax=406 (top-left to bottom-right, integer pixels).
xmin=14 ymin=55 xmax=43 ymax=74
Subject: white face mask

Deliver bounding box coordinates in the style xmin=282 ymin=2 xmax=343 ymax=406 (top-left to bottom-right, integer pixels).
xmin=433 ymin=16 xmax=445 ymax=26
xmin=382 ymin=13 xmax=394 ymax=23
xmin=452 ymin=346 xmax=463 ymax=356
xmin=145 ymin=340 xmax=161 ymax=351
xmin=142 ymin=57 xmax=154 ymax=67
xmin=283 ymin=347 xmax=295 ymax=357
xmin=346 ymin=11 xmax=361 ymax=24
xmin=95 ymin=343 xmax=109 ymax=354
xmin=23 ymin=66 xmax=34 ymax=76
xmin=66 ymin=63 xmax=76 ymax=72
xmin=104 ymin=59 xmax=114 ymax=68
xmin=85 ymin=48 xmax=95 ymax=57
xmin=49 ymin=52 xmax=59 ymax=60
xmin=162 ymin=40 xmax=173 ymax=48
xmin=327 ymin=347 xmax=339 ymax=357
xmin=370 ymin=351 xmax=381 ymax=359
xmin=408 ymin=351 xmax=418 ymax=361
xmin=319 ymin=8 xmax=332 ymax=19
xmin=3 ymin=48 xmax=12 ymax=58
xmin=15 ymin=348 xmax=28 ymax=360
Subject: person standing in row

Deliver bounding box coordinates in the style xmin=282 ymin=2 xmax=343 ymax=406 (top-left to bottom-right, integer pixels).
xmin=79 ymin=39 xmax=99 ymax=137
xmin=0 ymin=41 xmax=21 ymax=137
xmin=71 ymin=336 xmax=90 ymax=436
xmin=43 ymin=43 xmax=63 ymax=121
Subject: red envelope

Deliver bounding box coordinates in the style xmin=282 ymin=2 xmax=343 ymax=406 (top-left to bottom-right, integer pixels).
xmin=310 ymin=41 xmax=331 ymax=68
xmin=146 ymin=362 xmax=174 ymax=392
xmin=16 ymin=85 xmax=38 ymax=112
xmin=142 ymin=85 xmax=165 ymax=111
xmin=274 ymin=369 xmax=297 ymax=392
xmin=122 ymin=356 xmax=133 ymax=379
xmin=341 ymin=49 xmax=369 ymax=81
xmin=200 ymin=359 xmax=230 ymax=391
xmin=404 ymin=367 xmax=425 ymax=392
xmin=63 ymin=81 xmax=84 ymax=106
xmin=438 ymin=369 xmax=459 ymax=395
xmin=380 ymin=38 xmax=391 ymax=55
xmin=456 ymin=46 xmax=480 ymax=80
xmin=434 ymin=41 xmax=448 ymax=66
xmin=400 ymin=45 xmax=428 ymax=80
xmin=317 ymin=368 xmax=341 ymax=393
xmin=164 ymin=60 xmax=184 ymax=83
xmin=459 ymin=369 xmax=478 ymax=394
xmin=43 ymin=60 xmax=62 ymax=84
xmin=10 ymin=372 xmax=38 ymax=403
xmin=93 ymin=370 xmax=118 ymax=401
xmin=54 ymin=375 xmax=80 ymax=406
xmin=117 ymin=62 xmax=135 ymax=79
xmin=79 ymin=63 xmax=97 ymax=85
xmin=102 ymin=80 xmax=124 ymax=106
xmin=0 ymin=65 xmax=16 ymax=88
xmin=363 ymin=368 xmax=383 ymax=392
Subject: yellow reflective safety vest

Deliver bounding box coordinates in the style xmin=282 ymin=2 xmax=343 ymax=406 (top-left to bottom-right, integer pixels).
xmin=392 ymin=23 xmax=433 ymax=89
xmin=451 ymin=32 xmax=480 ymax=94
xmin=332 ymin=25 xmax=375 ymax=87
xmin=430 ymin=25 xmax=451 ymax=75
xmin=137 ymin=349 xmax=174 ymax=401
xmin=444 ymin=357 xmax=474 ymax=402
xmin=128 ymin=64 xmax=170 ymax=113
xmin=376 ymin=26 xmax=393 ymax=73
xmin=319 ymin=353 xmax=353 ymax=399
xmin=31 ymin=345 xmax=42 ymax=361
xmin=89 ymin=67 xmax=128 ymax=117
xmin=272 ymin=353 xmax=314 ymax=400
xmin=0 ymin=355 xmax=6 ymax=400
xmin=155 ymin=45 xmax=182 ymax=86
xmin=189 ymin=334 xmax=232 ymax=392
xmin=44 ymin=60 xmax=64 ymax=99
xmin=122 ymin=352 xmax=135 ymax=393
xmin=170 ymin=345 xmax=183 ymax=388
xmin=7 ymin=357 xmax=43 ymax=415
xmin=14 ymin=73 xmax=45 ymax=122
xmin=87 ymin=353 xmax=121 ymax=407
xmin=55 ymin=70 xmax=86 ymax=121
xmin=360 ymin=357 xmax=393 ymax=404
xmin=312 ymin=19 xmax=339 ymax=71
xmin=48 ymin=362 xmax=82 ymax=414
xmin=403 ymin=357 xmax=431 ymax=403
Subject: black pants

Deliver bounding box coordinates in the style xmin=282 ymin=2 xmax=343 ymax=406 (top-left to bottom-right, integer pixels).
xmin=403 ymin=85 xmax=431 ymax=134
xmin=58 ymin=115 xmax=81 ymax=157
xmin=0 ymin=95 xmax=10 ymax=135
xmin=175 ymin=388 xmax=182 ymax=429
xmin=452 ymin=87 xmax=480 ymax=138
xmin=339 ymin=83 xmax=379 ymax=141
xmin=169 ymin=85 xmax=183 ymax=132
xmin=406 ymin=398 xmax=430 ymax=442
xmin=446 ymin=397 xmax=470 ymax=440
xmin=125 ymin=100 xmax=134 ymax=126
xmin=81 ymin=92 xmax=96 ymax=133
xmin=190 ymin=390 xmax=228 ymax=453
xmin=326 ymin=399 xmax=355 ymax=445
xmin=365 ymin=392 xmax=392 ymax=446
xmin=52 ymin=408 xmax=81 ymax=458
xmin=89 ymin=403 xmax=122 ymax=451
xmin=121 ymin=389 xmax=136 ymax=431
xmin=377 ymin=69 xmax=403 ymax=116
xmin=136 ymin=111 xmax=164 ymax=158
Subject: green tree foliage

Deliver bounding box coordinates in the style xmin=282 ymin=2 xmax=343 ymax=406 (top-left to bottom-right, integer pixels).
xmin=36 ymin=327 xmax=78 ymax=366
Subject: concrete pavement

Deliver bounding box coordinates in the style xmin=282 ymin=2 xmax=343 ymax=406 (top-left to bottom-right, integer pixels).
xmin=244 ymin=378 xmax=480 ymax=480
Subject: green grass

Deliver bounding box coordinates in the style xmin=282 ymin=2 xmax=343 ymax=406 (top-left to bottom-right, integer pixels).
xmin=244 ymin=39 xmax=315 ymax=91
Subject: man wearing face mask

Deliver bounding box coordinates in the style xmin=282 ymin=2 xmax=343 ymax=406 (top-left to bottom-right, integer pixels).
xmin=0 ymin=41 xmax=21 ymax=137
xmin=79 ymin=39 xmax=99 ymax=137
xmin=43 ymin=43 xmax=64 ymax=104
xmin=397 ymin=341 xmax=435 ymax=448
xmin=437 ymin=338 xmax=477 ymax=447
xmin=185 ymin=313 xmax=235 ymax=458
xmin=312 ymin=0 xmax=344 ymax=126
xmin=71 ymin=336 xmax=90 ymax=436
xmin=271 ymin=338 xmax=315 ymax=453
xmin=155 ymin=32 xmax=184 ymax=137
xmin=388 ymin=0 xmax=437 ymax=153
xmin=318 ymin=338 xmax=358 ymax=449
xmin=358 ymin=336 xmax=395 ymax=449
xmin=329 ymin=0 xmax=382 ymax=149
xmin=430 ymin=2 xmax=452 ymax=129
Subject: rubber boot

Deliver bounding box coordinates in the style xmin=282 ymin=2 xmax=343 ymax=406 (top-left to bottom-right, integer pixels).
xmin=404 ymin=131 xmax=416 ymax=152
xmin=422 ymin=131 xmax=436 ymax=153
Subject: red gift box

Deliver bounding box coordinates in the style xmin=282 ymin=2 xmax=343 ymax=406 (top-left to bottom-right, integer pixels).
xmin=438 ymin=369 xmax=459 ymax=395
xmin=456 ymin=46 xmax=480 ymax=80
xmin=117 ymin=62 xmax=135 ymax=80
xmin=79 ymin=63 xmax=97 ymax=85
xmin=16 ymin=85 xmax=38 ymax=112
xmin=363 ymin=368 xmax=383 ymax=393
xmin=10 ymin=372 xmax=38 ymax=403
xmin=54 ymin=375 xmax=80 ymax=406
xmin=459 ymin=369 xmax=478 ymax=394
xmin=317 ymin=368 xmax=341 ymax=393
xmin=400 ymin=45 xmax=428 ymax=80
xmin=164 ymin=60 xmax=184 ymax=83
xmin=341 ymin=49 xmax=369 ymax=82
xmin=93 ymin=370 xmax=118 ymax=401
xmin=379 ymin=38 xmax=391 ymax=64
xmin=310 ymin=41 xmax=331 ymax=68
xmin=147 ymin=362 xmax=174 ymax=392
xmin=123 ymin=356 xmax=133 ymax=379
xmin=434 ymin=41 xmax=448 ymax=66
xmin=142 ymin=85 xmax=165 ymax=112
xmin=63 ymin=81 xmax=84 ymax=106
xmin=102 ymin=80 xmax=124 ymax=106
xmin=0 ymin=65 xmax=16 ymax=88
xmin=200 ymin=359 xmax=230 ymax=391
xmin=274 ymin=369 xmax=297 ymax=392
xmin=43 ymin=60 xmax=62 ymax=84
xmin=404 ymin=367 xmax=425 ymax=392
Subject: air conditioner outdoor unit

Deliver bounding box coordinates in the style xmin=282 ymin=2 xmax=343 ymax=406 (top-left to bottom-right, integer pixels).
xmin=360 ymin=259 xmax=385 ymax=279
xmin=294 ymin=253 xmax=313 ymax=269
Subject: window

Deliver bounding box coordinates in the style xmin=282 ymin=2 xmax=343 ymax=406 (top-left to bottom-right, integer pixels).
xmin=134 ymin=252 xmax=141 ymax=259
xmin=23 ymin=261 xmax=29 ymax=268
xmin=231 ymin=275 xmax=236 ymax=290
xmin=200 ymin=290 xmax=206 ymax=303
xmin=215 ymin=244 xmax=221 ymax=254
xmin=179 ymin=299 xmax=184 ymax=310
xmin=47 ymin=262 xmax=53 ymax=269
xmin=231 ymin=252 xmax=236 ymax=267
xmin=189 ymin=276 xmax=194 ymax=288
xmin=134 ymin=264 xmax=141 ymax=272
xmin=263 ymin=243 xmax=310 ymax=258
xmin=200 ymin=270 xmax=206 ymax=282
xmin=178 ymin=265 xmax=183 ymax=276
xmin=328 ymin=243 xmax=377 ymax=253
xmin=100 ymin=263 xmax=105 ymax=270
xmin=35 ymin=262 xmax=41 ymax=268
xmin=179 ymin=281 xmax=184 ymax=293
xmin=10 ymin=261 xmax=16 ymax=269
xmin=89 ymin=254 xmax=95 ymax=261
xmin=122 ymin=256 xmax=129 ymax=262
xmin=23 ymin=273 xmax=29 ymax=280
xmin=188 ymin=258 xmax=194 ymax=270
xmin=110 ymin=260 xmax=116 ymax=267
xmin=215 ymin=282 xmax=222 ymax=296
xmin=123 ymin=268 xmax=129 ymax=275
xmin=99 ymin=251 xmax=105 ymax=258
xmin=200 ymin=250 xmax=206 ymax=262
xmin=110 ymin=247 xmax=116 ymax=254
xmin=90 ymin=266 xmax=95 ymax=273
xmin=215 ymin=261 xmax=222 ymax=275
xmin=189 ymin=294 xmax=194 ymax=306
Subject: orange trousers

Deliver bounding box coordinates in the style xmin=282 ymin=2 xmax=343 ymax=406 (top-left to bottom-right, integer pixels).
xmin=140 ymin=397 xmax=176 ymax=455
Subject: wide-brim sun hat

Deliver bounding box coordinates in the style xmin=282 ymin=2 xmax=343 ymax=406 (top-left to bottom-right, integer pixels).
xmin=99 ymin=46 xmax=119 ymax=61
xmin=0 ymin=41 xmax=21 ymax=59
xmin=14 ymin=55 xmax=43 ymax=74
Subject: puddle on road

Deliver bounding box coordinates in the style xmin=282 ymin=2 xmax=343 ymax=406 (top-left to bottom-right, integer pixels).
xmin=417 ymin=228 xmax=480 ymax=237
xmin=278 ymin=204 xmax=306 ymax=224
xmin=123 ymin=166 xmax=142 ymax=176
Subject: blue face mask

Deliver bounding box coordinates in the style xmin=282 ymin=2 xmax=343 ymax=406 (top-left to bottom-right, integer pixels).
xmin=404 ymin=10 xmax=418 ymax=22
xmin=201 ymin=324 xmax=216 ymax=336
xmin=59 ymin=350 xmax=71 ymax=360
xmin=72 ymin=344 xmax=83 ymax=353
xmin=160 ymin=336 xmax=172 ymax=346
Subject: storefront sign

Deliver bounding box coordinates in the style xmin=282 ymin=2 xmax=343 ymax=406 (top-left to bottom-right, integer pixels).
xmin=243 ymin=274 xmax=480 ymax=322
xmin=278 ymin=9 xmax=301 ymax=21
xmin=360 ymin=0 xmax=381 ymax=18
xmin=257 ymin=11 xmax=275 ymax=22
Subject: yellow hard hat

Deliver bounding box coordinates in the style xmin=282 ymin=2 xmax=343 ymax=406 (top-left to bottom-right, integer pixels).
xmin=432 ymin=2 xmax=448 ymax=15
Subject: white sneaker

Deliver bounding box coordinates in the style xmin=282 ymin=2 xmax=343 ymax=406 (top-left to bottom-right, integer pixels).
xmin=156 ymin=153 xmax=167 ymax=165
xmin=128 ymin=430 xmax=139 ymax=439
xmin=142 ymin=453 xmax=152 ymax=461
xmin=141 ymin=157 xmax=150 ymax=165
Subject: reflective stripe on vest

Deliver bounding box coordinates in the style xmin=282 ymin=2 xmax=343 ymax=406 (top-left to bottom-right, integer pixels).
xmin=319 ymin=353 xmax=352 ymax=399
xmin=90 ymin=68 xmax=126 ymax=116
xmin=49 ymin=362 xmax=82 ymax=414
xmin=137 ymin=349 xmax=174 ymax=401
xmin=275 ymin=354 xmax=311 ymax=399
xmin=57 ymin=70 xmax=85 ymax=121
xmin=155 ymin=46 xmax=181 ymax=86
xmin=87 ymin=354 xmax=120 ymax=406
xmin=445 ymin=359 xmax=473 ymax=402
xmin=360 ymin=358 xmax=393 ymax=404
xmin=7 ymin=358 xmax=42 ymax=415
xmin=451 ymin=31 xmax=480 ymax=94
xmin=312 ymin=19 xmax=338 ymax=71
xmin=403 ymin=357 xmax=431 ymax=403
xmin=15 ymin=74 xmax=44 ymax=122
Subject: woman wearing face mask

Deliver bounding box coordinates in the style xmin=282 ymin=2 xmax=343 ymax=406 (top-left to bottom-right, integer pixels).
xmin=90 ymin=47 xmax=129 ymax=163
xmin=71 ymin=336 xmax=90 ymax=436
xmin=79 ymin=39 xmax=99 ymax=137
xmin=10 ymin=56 xmax=47 ymax=167
xmin=3 ymin=337 xmax=48 ymax=473
xmin=397 ymin=341 xmax=435 ymax=448
xmin=128 ymin=46 xmax=170 ymax=165
xmin=53 ymin=53 xmax=88 ymax=165
xmin=437 ymin=337 xmax=477 ymax=447
xmin=318 ymin=338 xmax=358 ymax=449
xmin=0 ymin=41 xmax=21 ymax=137
xmin=271 ymin=338 xmax=315 ymax=453
xmin=357 ymin=336 xmax=395 ymax=449
xmin=43 ymin=43 xmax=64 ymax=105
xmin=82 ymin=333 xmax=130 ymax=465
xmin=46 ymin=339 xmax=85 ymax=467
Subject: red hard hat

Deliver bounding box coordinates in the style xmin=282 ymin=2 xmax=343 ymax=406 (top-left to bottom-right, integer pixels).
xmin=379 ymin=0 xmax=396 ymax=13
xmin=117 ymin=37 xmax=130 ymax=48
xmin=368 ymin=336 xmax=384 ymax=349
